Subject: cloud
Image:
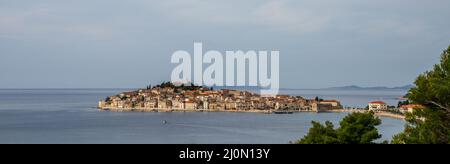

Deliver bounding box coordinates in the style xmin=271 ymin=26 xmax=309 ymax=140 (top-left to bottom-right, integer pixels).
xmin=363 ymin=19 xmax=428 ymax=37
xmin=0 ymin=6 xmax=114 ymax=40
xmin=142 ymin=0 xmax=246 ymax=24
xmin=62 ymin=25 xmax=115 ymax=40
xmin=251 ymin=1 xmax=330 ymax=33
xmin=142 ymin=0 xmax=435 ymax=36
xmin=0 ymin=0 xmax=444 ymax=41
xmin=0 ymin=7 xmax=47 ymax=36
xmin=143 ymin=0 xmax=331 ymax=33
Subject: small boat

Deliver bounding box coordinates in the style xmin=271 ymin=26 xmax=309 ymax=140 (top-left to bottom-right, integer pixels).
xmin=263 ymin=110 xmax=274 ymax=114
xmin=163 ymin=120 xmax=168 ymax=124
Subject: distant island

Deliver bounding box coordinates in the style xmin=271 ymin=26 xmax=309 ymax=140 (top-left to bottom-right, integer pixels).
xmin=98 ymin=82 xmax=343 ymax=113
xmin=272 ymin=85 xmax=413 ymax=91
xmin=324 ymin=85 xmax=414 ymax=90
xmin=212 ymin=85 xmax=414 ymax=91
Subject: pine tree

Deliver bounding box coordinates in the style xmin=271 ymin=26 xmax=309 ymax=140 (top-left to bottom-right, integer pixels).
xmin=392 ymin=46 xmax=450 ymax=144
xmin=296 ymin=111 xmax=382 ymax=144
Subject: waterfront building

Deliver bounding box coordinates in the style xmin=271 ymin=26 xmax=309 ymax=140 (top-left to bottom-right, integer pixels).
xmin=158 ymin=100 xmax=168 ymax=109
xmin=172 ymin=99 xmax=185 ymax=109
xmin=368 ymin=101 xmax=388 ymax=111
xmin=319 ymin=100 xmax=343 ymax=109
xmin=311 ymin=102 xmax=332 ymax=112
xmin=400 ymin=104 xmax=425 ymax=113
xmin=185 ymin=100 xmax=198 ymax=110
xmin=98 ymin=101 xmax=106 ymax=108
xmin=144 ymin=100 xmax=158 ymax=108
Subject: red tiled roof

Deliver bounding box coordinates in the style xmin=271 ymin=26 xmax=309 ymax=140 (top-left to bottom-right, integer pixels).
xmin=369 ymin=101 xmax=387 ymax=104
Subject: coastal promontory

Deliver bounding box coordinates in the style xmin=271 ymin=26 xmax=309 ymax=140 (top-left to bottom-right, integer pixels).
xmin=98 ymin=82 xmax=343 ymax=113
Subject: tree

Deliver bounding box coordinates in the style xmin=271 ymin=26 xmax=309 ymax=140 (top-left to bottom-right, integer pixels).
xmin=314 ymin=96 xmax=324 ymax=102
xmin=392 ymin=108 xmax=449 ymax=144
xmin=337 ymin=112 xmax=382 ymax=144
xmin=297 ymin=121 xmax=340 ymax=144
xmin=296 ymin=112 xmax=382 ymax=144
xmin=397 ymin=100 xmax=410 ymax=108
xmin=392 ymin=46 xmax=450 ymax=144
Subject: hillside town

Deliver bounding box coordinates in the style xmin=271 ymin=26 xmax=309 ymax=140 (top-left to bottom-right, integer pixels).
xmin=98 ymin=82 xmax=343 ymax=113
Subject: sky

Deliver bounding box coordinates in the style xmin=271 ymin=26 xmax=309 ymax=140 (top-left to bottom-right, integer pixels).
xmin=0 ymin=0 xmax=449 ymax=89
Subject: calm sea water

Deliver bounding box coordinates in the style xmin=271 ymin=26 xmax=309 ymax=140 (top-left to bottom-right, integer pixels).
xmin=0 ymin=89 xmax=405 ymax=144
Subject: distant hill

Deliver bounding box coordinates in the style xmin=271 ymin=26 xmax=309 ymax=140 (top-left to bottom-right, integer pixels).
xmin=325 ymin=85 xmax=414 ymax=90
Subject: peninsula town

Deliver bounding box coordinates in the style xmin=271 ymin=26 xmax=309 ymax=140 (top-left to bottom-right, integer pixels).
xmin=98 ymin=82 xmax=343 ymax=113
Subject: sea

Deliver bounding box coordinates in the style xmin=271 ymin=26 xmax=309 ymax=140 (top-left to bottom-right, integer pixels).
xmin=0 ymin=89 xmax=406 ymax=144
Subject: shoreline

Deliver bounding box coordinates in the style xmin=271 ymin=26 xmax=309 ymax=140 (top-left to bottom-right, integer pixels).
xmin=98 ymin=107 xmax=406 ymax=120
xmin=322 ymin=109 xmax=406 ymax=120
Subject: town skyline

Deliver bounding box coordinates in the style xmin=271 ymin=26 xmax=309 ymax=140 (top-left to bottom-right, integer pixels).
xmin=98 ymin=81 xmax=344 ymax=113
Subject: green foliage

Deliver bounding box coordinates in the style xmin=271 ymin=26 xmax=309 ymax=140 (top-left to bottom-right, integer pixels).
xmin=155 ymin=81 xmax=176 ymax=88
xmin=297 ymin=121 xmax=339 ymax=144
xmin=150 ymin=81 xmax=205 ymax=91
xmin=314 ymin=96 xmax=324 ymax=102
xmin=296 ymin=112 xmax=382 ymax=144
xmin=392 ymin=108 xmax=450 ymax=144
xmin=398 ymin=100 xmax=410 ymax=108
xmin=407 ymin=46 xmax=450 ymax=108
xmin=104 ymin=97 xmax=112 ymax=105
xmin=337 ymin=112 xmax=382 ymax=144
xmin=393 ymin=46 xmax=450 ymax=144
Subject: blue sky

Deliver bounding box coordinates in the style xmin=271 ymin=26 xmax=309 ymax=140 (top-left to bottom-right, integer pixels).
xmin=0 ymin=0 xmax=449 ymax=88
